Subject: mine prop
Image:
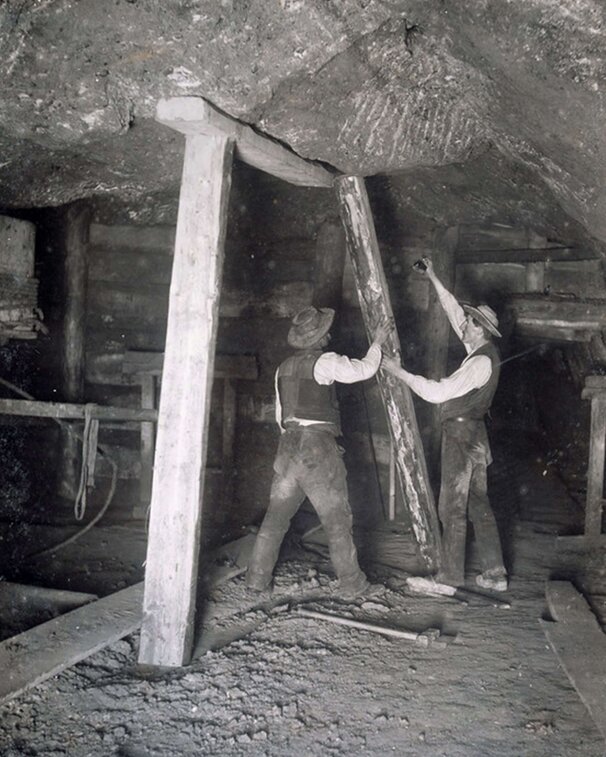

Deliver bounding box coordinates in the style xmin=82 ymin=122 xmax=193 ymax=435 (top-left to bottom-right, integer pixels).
xmin=294 ymin=607 xmax=451 ymax=649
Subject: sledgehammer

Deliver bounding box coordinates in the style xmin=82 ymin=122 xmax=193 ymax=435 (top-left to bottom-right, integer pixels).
xmin=295 ymin=607 xmax=448 ymax=648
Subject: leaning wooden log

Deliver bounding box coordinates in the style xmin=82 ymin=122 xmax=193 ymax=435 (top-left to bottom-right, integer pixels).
xmin=335 ymin=175 xmax=441 ymax=570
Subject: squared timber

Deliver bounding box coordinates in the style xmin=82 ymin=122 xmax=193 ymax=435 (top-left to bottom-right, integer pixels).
xmin=138 ymin=134 xmax=234 ymax=667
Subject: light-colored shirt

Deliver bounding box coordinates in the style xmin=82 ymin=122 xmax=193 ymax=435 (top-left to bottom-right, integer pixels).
xmin=275 ymin=343 xmax=382 ymax=428
xmin=403 ymin=287 xmax=492 ymax=405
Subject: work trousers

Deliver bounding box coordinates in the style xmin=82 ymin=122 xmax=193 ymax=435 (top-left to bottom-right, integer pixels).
xmin=438 ymin=419 xmax=505 ymax=585
xmin=246 ymin=426 xmax=368 ymax=594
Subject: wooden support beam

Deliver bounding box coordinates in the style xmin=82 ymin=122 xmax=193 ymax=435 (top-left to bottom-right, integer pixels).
xmin=312 ymin=219 xmax=346 ymax=310
xmin=122 ymin=350 xmax=258 ymax=381
xmin=583 ymin=386 xmax=606 ymax=537
xmin=138 ymin=134 xmax=234 ymax=667
xmin=137 ymin=373 xmax=156 ymax=516
xmin=0 ymin=532 xmax=258 ymax=703
xmin=221 ymin=378 xmax=237 ymax=507
xmin=156 ymin=97 xmax=334 ymax=188
xmin=59 ymin=202 xmax=91 ymax=500
xmin=0 ymin=583 xmax=143 ymax=705
xmin=455 ymin=226 xmax=596 ymax=263
xmin=335 ymin=175 xmax=440 ymax=570
xmin=425 ymin=226 xmax=457 ymax=474
xmin=0 ymin=399 xmax=157 ymax=422
xmin=507 ymin=294 xmax=606 ymax=341
xmin=540 ymin=581 xmax=606 ymax=741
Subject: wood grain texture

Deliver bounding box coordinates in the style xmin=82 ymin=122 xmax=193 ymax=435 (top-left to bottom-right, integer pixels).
xmin=541 ymin=581 xmax=606 ymax=741
xmin=335 ymin=175 xmax=440 ymax=570
xmin=156 ymin=97 xmax=334 ymax=188
xmin=138 ymin=134 xmax=234 ymax=667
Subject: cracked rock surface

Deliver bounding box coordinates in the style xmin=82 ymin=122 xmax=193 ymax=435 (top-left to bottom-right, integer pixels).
xmin=0 ymin=0 xmax=605 ymax=254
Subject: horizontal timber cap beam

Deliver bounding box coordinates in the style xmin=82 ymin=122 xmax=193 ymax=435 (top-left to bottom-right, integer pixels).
xmin=156 ymin=97 xmax=335 ymax=189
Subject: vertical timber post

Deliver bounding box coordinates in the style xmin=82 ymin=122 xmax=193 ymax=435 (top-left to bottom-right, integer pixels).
xmin=425 ymin=226 xmax=457 ymax=476
xmin=312 ymin=219 xmax=346 ymax=311
xmin=335 ymin=175 xmax=441 ymax=569
xmin=138 ymin=134 xmax=234 ymax=667
xmin=58 ymin=202 xmax=91 ymax=501
xmin=586 ymin=395 xmax=606 ymax=538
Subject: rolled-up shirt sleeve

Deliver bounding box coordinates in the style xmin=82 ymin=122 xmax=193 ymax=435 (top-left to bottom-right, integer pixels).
xmin=437 ymin=286 xmax=467 ymax=347
xmin=403 ymin=354 xmax=492 ymax=404
xmin=314 ymin=343 xmax=382 ymax=385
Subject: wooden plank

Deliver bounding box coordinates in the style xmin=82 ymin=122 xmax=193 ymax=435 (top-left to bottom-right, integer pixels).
xmin=59 ymin=202 xmax=91 ymax=501
xmin=335 ymin=175 xmax=440 ymax=570
xmin=525 ymin=262 xmax=545 ymax=293
xmin=0 ymin=583 xmax=144 ymax=705
xmin=122 ymin=351 xmax=258 ymax=381
xmin=540 ymin=581 xmax=606 ymax=740
xmin=585 ymin=396 xmax=606 ymax=536
xmin=88 ymin=278 xmax=311 ymax=325
xmin=312 ymin=219 xmax=346 ymax=310
xmin=425 ymin=226 xmax=457 ymax=472
xmin=138 ymin=134 xmax=234 ymax=667
xmin=138 ymin=374 xmax=156 ymax=508
xmin=0 ymin=215 xmax=35 ymax=277
xmin=156 ymin=97 xmax=334 ymax=188
xmin=90 ymin=224 xmax=176 ymax=254
xmin=456 ymin=225 xmax=597 ymax=263
xmin=457 ymin=246 xmax=594 ymax=263
xmin=0 ymin=399 xmax=157 ymax=422
xmin=508 ymin=295 xmax=606 ymax=329
xmin=0 ymin=533 xmax=257 ymax=704
xmin=89 ymin=249 xmax=173 ymax=286
xmin=222 ymin=378 xmax=237 ymax=507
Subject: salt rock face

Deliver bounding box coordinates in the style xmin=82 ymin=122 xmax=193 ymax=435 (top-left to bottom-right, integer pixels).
xmin=0 ymin=0 xmax=605 ymax=248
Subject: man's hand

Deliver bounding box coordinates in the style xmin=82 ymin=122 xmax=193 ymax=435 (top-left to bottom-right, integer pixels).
xmin=415 ymin=256 xmax=434 ymax=277
xmin=381 ymin=354 xmax=402 ymax=376
xmin=373 ymin=316 xmax=395 ymax=346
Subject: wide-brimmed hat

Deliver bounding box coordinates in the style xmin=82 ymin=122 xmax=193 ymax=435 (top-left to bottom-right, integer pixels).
xmin=288 ymin=306 xmax=335 ymax=348
xmin=462 ymin=303 xmax=502 ymax=338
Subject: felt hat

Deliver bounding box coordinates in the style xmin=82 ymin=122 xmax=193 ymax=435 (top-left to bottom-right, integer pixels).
xmin=287 ymin=306 xmax=335 ymax=348
xmin=462 ymin=303 xmax=502 ymax=338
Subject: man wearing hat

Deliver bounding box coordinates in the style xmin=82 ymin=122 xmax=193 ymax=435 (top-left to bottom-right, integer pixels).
xmin=246 ymin=306 xmax=392 ymax=600
xmin=382 ymin=257 xmax=507 ymax=592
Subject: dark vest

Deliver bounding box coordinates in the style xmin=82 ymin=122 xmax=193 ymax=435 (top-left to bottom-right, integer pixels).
xmin=277 ymin=350 xmax=341 ymax=433
xmin=440 ymin=342 xmax=500 ymax=422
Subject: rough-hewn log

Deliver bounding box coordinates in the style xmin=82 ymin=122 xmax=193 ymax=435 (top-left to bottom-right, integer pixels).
xmin=335 ymin=175 xmax=440 ymax=569
xmin=156 ymin=97 xmax=334 ymax=188
xmin=138 ymin=134 xmax=234 ymax=667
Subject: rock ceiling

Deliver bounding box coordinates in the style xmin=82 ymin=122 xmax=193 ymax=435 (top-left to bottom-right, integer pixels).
xmin=1 ymin=0 xmax=605 ymax=254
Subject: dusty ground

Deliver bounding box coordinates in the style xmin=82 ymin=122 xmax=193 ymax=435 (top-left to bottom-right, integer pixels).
xmin=0 ymin=431 xmax=605 ymax=756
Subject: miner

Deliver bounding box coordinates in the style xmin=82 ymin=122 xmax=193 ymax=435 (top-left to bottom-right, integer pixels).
xmin=382 ymin=257 xmax=508 ymax=592
xmin=246 ymin=305 xmax=392 ymax=600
